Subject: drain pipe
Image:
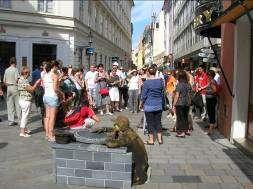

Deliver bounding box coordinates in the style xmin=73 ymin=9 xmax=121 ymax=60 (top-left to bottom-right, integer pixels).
xmin=207 ymin=37 xmax=234 ymax=98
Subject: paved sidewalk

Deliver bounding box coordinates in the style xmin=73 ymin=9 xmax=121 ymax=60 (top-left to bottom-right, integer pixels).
xmin=0 ymin=106 xmax=252 ymax=189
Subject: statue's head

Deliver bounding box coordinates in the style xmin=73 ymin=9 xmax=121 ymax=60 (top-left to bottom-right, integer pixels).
xmin=113 ymin=115 xmax=130 ymax=132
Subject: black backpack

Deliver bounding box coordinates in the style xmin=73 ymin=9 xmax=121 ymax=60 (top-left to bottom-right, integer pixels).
xmin=55 ymin=129 xmax=76 ymax=144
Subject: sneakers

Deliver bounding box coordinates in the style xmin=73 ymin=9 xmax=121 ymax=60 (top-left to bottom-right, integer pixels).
xmin=19 ymin=133 xmax=31 ymax=138
xmin=106 ymin=112 xmax=113 ymax=116
xmin=100 ymin=110 xmax=104 ymax=116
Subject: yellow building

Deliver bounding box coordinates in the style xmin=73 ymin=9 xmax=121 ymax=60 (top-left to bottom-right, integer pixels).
xmin=136 ymin=39 xmax=144 ymax=69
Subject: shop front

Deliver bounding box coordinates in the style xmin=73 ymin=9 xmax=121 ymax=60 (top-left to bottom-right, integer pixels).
xmin=0 ymin=41 xmax=15 ymax=80
xmin=211 ymin=0 xmax=253 ymax=153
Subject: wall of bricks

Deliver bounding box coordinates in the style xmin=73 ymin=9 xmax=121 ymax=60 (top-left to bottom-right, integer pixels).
xmin=51 ymin=143 xmax=132 ymax=189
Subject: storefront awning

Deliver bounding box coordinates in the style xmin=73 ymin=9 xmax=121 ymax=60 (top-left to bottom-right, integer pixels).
xmin=213 ymin=0 xmax=253 ymax=27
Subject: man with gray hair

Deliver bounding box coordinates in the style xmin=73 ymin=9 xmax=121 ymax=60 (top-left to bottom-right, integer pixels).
xmin=3 ymin=57 xmax=21 ymax=126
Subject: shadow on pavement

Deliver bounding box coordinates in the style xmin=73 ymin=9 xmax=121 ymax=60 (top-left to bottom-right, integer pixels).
xmin=0 ymin=142 xmax=8 ymax=149
xmin=196 ymin=120 xmax=253 ymax=183
xmin=31 ymin=126 xmax=44 ymax=134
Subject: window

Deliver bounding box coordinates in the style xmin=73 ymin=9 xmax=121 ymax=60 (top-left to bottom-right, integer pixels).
xmin=38 ymin=0 xmax=53 ymax=13
xmin=0 ymin=0 xmax=11 ymax=8
xmin=156 ymin=23 xmax=159 ymax=29
xmin=99 ymin=54 xmax=102 ymax=64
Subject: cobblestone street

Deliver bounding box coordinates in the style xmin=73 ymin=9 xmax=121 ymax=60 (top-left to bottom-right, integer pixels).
xmin=0 ymin=105 xmax=253 ymax=189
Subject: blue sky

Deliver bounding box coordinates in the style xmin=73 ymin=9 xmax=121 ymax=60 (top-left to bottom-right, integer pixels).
xmin=131 ymin=1 xmax=164 ymax=50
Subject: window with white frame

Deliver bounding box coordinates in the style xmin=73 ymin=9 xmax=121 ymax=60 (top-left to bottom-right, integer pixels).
xmin=38 ymin=0 xmax=53 ymax=13
xmin=0 ymin=0 xmax=11 ymax=8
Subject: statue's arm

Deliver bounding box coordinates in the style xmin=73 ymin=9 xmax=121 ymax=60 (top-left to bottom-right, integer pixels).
xmin=106 ymin=137 xmax=128 ymax=148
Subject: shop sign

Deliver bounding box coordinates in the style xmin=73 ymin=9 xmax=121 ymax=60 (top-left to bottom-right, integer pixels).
xmin=194 ymin=9 xmax=213 ymax=29
xmin=201 ymin=48 xmax=214 ymax=54
xmin=86 ymin=47 xmax=94 ymax=55
xmin=203 ymin=58 xmax=210 ymax=62
xmin=207 ymin=54 xmax=215 ymax=59
xmin=198 ymin=52 xmax=208 ymax=58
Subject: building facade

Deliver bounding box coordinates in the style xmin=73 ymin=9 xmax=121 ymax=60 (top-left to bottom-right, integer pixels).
xmin=142 ymin=25 xmax=152 ymax=66
xmin=163 ymin=0 xmax=174 ymax=68
xmin=153 ymin=10 xmax=166 ymax=66
xmin=0 ymin=0 xmax=133 ymax=73
xmin=173 ymin=0 xmax=221 ymax=68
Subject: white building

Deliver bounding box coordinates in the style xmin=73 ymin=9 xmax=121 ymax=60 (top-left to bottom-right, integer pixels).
xmin=163 ymin=0 xmax=174 ymax=68
xmin=153 ymin=10 xmax=166 ymax=66
xmin=0 ymin=0 xmax=133 ymax=74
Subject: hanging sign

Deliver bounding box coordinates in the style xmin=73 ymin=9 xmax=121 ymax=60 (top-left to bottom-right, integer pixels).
xmin=201 ymin=48 xmax=214 ymax=54
xmin=198 ymin=53 xmax=208 ymax=57
xmin=86 ymin=47 xmax=94 ymax=55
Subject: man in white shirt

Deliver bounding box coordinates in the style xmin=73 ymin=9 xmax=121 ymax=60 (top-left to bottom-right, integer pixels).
xmin=85 ymin=64 xmax=98 ymax=107
xmin=112 ymin=62 xmax=127 ymax=110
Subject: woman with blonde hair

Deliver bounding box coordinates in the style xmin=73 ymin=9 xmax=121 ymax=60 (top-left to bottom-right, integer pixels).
xmin=18 ymin=66 xmax=41 ymax=137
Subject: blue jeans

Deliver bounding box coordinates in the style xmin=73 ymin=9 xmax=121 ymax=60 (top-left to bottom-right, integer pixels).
xmin=43 ymin=96 xmax=59 ymax=108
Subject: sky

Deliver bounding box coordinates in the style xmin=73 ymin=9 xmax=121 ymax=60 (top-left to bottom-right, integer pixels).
xmin=131 ymin=0 xmax=164 ymax=50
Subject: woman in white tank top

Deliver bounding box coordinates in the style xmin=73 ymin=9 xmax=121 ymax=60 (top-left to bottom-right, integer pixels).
xmin=42 ymin=61 xmax=62 ymax=142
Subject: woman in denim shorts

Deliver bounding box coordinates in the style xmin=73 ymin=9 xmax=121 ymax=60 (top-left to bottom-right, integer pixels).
xmin=42 ymin=61 xmax=63 ymax=142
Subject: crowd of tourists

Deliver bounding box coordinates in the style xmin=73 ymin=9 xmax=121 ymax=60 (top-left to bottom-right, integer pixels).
xmin=0 ymin=57 xmax=221 ymax=145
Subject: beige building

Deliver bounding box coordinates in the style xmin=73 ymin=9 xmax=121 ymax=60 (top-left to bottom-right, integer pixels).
xmin=0 ymin=0 xmax=133 ymax=73
xmin=136 ymin=38 xmax=144 ymax=69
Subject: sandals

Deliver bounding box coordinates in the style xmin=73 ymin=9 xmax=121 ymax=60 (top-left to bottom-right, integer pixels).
xmin=25 ymin=129 xmax=31 ymax=134
xmin=20 ymin=133 xmax=31 ymax=138
xmin=158 ymin=141 xmax=163 ymax=145
xmin=169 ymin=127 xmax=176 ymax=132
xmin=48 ymin=137 xmax=56 ymax=142
xmin=144 ymin=141 xmax=154 ymax=145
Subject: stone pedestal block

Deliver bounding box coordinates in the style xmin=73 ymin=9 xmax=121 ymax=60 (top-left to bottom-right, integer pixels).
xmin=52 ymin=143 xmax=132 ymax=189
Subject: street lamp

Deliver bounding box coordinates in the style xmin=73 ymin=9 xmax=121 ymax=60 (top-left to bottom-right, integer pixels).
xmin=86 ymin=29 xmax=93 ymax=69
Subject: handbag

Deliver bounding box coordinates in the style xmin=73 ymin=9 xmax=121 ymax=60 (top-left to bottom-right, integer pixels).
xmin=99 ymin=88 xmax=109 ymax=96
xmin=191 ymin=92 xmax=204 ymax=108
xmin=55 ymin=129 xmax=76 ymax=144
xmin=162 ymin=90 xmax=170 ymax=111
xmin=98 ymin=82 xmax=109 ymax=96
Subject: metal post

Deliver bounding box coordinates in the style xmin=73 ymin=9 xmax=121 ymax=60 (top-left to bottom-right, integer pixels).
xmin=207 ymin=37 xmax=234 ymax=97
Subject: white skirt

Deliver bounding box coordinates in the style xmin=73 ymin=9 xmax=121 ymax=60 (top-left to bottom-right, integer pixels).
xmin=109 ymin=87 xmax=119 ymax=102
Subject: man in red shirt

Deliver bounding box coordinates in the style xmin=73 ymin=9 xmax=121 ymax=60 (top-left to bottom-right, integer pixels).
xmin=195 ymin=65 xmax=208 ymax=120
xmin=64 ymin=106 xmax=100 ymax=129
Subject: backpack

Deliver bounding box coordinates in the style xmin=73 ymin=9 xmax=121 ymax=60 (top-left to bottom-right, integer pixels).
xmin=55 ymin=129 xmax=76 ymax=144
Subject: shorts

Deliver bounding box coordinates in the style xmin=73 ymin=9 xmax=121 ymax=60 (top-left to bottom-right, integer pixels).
xmin=43 ymin=96 xmax=59 ymax=108
xmin=109 ymin=87 xmax=119 ymax=102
